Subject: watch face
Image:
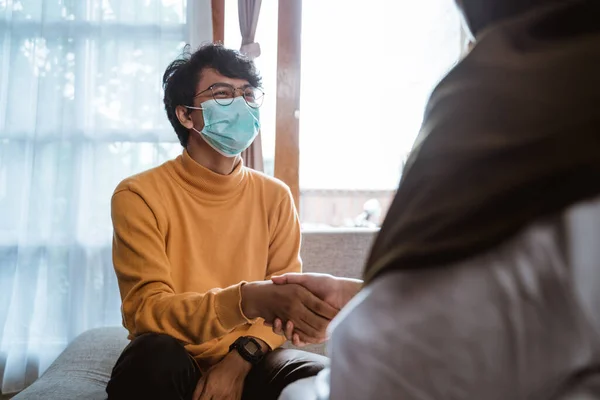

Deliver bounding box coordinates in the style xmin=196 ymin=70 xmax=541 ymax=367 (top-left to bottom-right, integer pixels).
xmin=244 ymin=340 xmax=259 ymax=355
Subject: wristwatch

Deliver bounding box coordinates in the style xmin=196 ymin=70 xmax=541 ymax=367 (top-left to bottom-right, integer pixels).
xmin=229 ymin=336 xmax=265 ymax=365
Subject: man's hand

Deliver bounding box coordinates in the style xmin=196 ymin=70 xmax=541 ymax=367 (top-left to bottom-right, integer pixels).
xmin=269 ymin=273 xmax=363 ymax=346
xmin=192 ymin=349 xmax=251 ymax=400
xmin=241 ymin=281 xmax=338 ymax=344
xmin=272 ymin=273 xmax=362 ymax=310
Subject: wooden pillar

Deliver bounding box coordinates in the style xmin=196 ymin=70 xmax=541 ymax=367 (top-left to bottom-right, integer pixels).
xmin=211 ymin=0 xmax=225 ymax=43
xmin=274 ymin=0 xmax=302 ymax=209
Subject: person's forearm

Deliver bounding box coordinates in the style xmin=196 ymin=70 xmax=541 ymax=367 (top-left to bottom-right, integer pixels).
xmin=122 ymin=283 xmax=250 ymax=345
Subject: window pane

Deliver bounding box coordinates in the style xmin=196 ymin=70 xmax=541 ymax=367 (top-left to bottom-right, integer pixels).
xmin=90 ymin=38 xmax=186 ymax=139
xmin=300 ymin=0 xmax=461 ymax=227
xmin=2 ymin=36 xmax=78 ymax=138
xmin=0 ymin=139 xmax=181 ymax=246
xmin=2 ymin=15 xmax=187 ymax=141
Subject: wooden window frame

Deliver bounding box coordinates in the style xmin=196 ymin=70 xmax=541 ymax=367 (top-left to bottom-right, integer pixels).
xmin=274 ymin=0 xmax=302 ymax=209
xmin=211 ymin=0 xmax=225 ymax=43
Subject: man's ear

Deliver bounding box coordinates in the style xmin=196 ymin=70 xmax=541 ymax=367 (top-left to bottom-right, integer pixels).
xmin=175 ymin=105 xmax=195 ymax=130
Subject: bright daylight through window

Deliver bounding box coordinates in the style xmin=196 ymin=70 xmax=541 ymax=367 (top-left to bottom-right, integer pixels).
xmin=299 ymin=0 xmax=462 ymax=228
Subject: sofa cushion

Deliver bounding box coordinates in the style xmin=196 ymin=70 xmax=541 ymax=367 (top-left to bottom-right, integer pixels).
xmin=301 ymin=229 xmax=376 ymax=278
xmin=13 ymin=327 xmax=129 ymax=400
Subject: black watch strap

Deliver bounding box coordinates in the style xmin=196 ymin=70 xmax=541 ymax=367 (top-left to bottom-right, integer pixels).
xmin=229 ymin=336 xmax=265 ymax=365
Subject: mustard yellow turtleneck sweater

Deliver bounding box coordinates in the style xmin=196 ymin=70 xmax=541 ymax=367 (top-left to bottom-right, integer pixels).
xmin=111 ymin=150 xmax=301 ymax=370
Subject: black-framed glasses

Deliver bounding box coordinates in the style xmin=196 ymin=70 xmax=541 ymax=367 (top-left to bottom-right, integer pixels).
xmin=194 ymin=83 xmax=264 ymax=108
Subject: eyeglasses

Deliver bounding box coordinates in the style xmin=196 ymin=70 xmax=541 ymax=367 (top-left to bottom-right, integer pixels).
xmin=194 ymin=83 xmax=264 ymax=108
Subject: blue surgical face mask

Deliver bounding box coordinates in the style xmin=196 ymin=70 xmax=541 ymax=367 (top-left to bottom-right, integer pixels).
xmin=186 ymin=97 xmax=260 ymax=157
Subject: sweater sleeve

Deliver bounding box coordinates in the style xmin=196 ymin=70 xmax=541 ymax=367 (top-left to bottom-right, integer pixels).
xmin=246 ymin=187 xmax=303 ymax=350
xmin=111 ymin=189 xmax=250 ymax=345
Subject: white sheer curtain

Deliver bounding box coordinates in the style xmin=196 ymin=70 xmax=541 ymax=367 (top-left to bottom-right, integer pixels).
xmin=0 ymin=0 xmax=195 ymax=394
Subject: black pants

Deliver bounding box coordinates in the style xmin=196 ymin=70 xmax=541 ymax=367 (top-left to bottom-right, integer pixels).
xmin=106 ymin=333 xmax=328 ymax=400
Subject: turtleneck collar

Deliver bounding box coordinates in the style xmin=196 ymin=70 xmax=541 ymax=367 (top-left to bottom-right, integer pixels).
xmin=168 ymin=149 xmax=247 ymax=200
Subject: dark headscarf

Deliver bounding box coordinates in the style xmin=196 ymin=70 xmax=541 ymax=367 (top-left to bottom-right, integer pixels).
xmin=457 ymin=0 xmax=572 ymax=37
xmin=364 ymin=0 xmax=600 ymax=283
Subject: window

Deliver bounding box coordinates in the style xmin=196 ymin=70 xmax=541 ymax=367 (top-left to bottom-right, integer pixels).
xmin=0 ymin=0 xmax=190 ymax=247
xmin=299 ymin=0 xmax=462 ymax=228
xmin=0 ymin=0 xmax=203 ymax=393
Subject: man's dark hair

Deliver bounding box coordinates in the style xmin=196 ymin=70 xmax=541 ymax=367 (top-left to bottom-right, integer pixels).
xmin=162 ymin=43 xmax=262 ymax=147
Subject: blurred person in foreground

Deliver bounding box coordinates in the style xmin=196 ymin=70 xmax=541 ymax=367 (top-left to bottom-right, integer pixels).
xmin=275 ymin=0 xmax=600 ymax=399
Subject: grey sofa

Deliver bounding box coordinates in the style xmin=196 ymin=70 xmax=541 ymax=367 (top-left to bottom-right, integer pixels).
xmin=12 ymin=229 xmax=377 ymax=399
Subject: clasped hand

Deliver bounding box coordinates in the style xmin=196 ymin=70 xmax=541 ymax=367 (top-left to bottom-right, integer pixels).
xmin=267 ymin=273 xmax=361 ymax=346
xmin=241 ymin=281 xmax=339 ymax=344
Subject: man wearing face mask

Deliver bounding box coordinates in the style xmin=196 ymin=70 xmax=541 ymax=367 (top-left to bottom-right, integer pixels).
xmin=105 ymin=44 xmax=333 ymax=400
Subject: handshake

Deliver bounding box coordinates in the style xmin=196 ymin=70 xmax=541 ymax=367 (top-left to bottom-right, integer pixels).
xmin=241 ymin=273 xmax=362 ymax=346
